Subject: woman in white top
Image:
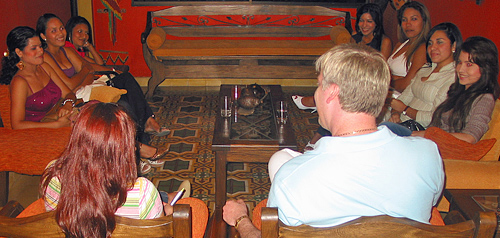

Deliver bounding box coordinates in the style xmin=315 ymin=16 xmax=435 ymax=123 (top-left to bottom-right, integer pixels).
xmin=389 ymin=22 xmax=463 ymax=127
xmin=387 ymin=1 xmax=431 ymax=93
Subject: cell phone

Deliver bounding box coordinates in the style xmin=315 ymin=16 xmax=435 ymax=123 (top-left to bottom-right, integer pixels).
xmin=170 ymin=188 xmax=186 ymax=206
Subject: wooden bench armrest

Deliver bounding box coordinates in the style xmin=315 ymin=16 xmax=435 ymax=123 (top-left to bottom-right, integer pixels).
xmin=0 ymin=200 xmax=24 ymax=218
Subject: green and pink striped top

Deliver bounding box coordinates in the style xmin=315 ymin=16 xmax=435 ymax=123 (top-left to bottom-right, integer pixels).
xmin=44 ymin=176 xmax=164 ymax=219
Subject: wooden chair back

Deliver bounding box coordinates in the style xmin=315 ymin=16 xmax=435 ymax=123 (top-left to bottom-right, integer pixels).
xmin=261 ymin=207 xmax=497 ymax=238
xmin=0 ymin=203 xmax=192 ymax=238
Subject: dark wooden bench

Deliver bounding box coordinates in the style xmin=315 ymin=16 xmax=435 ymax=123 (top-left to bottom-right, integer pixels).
xmin=140 ymin=5 xmax=352 ymax=98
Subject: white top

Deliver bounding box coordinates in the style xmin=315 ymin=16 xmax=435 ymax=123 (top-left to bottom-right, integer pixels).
xmin=387 ymin=40 xmax=410 ymax=77
xmin=398 ymin=62 xmax=456 ymax=127
xmin=268 ymin=126 xmax=444 ymax=227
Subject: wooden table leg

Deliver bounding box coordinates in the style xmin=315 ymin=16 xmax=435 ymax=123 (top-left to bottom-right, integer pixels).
xmin=0 ymin=171 xmax=8 ymax=206
xmin=210 ymin=150 xmax=228 ymax=238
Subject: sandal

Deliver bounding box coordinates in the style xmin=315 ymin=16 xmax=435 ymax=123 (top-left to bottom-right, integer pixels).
xmin=139 ymin=143 xmax=169 ymax=161
xmin=145 ymin=127 xmax=171 ymax=137
xmin=147 ymin=147 xmax=169 ymax=161
xmin=304 ymin=142 xmax=316 ymax=152
xmin=147 ymin=159 xmax=165 ymax=167
xmin=292 ymin=95 xmax=317 ymax=112
xmin=140 ymin=161 xmax=152 ymax=174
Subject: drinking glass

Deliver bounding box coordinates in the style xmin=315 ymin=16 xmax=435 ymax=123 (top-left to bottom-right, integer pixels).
xmin=220 ymin=96 xmax=232 ymax=118
xmin=275 ymin=100 xmax=289 ymax=124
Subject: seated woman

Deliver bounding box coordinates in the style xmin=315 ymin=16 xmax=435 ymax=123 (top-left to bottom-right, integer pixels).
xmin=65 ymin=16 xmax=104 ymax=65
xmin=36 ymin=14 xmax=168 ymax=169
xmin=0 ymin=26 xmax=159 ymax=173
xmin=388 ymin=1 xmax=430 ymax=93
xmin=41 ymin=102 xmax=201 ymax=237
xmin=411 ymin=36 xmax=500 ymax=143
xmin=0 ymin=26 xmax=76 ymax=129
xmin=292 ymin=3 xmax=393 ymax=150
xmin=388 ymin=22 xmax=462 ymax=129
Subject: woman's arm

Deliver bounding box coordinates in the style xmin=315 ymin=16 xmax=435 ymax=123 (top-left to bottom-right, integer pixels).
xmin=391 ymin=44 xmax=427 ymax=92
xmin=41 ymin=63 xmax=77 ymax=118
xmin=9 ymin=76 xmax=70 ymax=129
xmin=83 ymin=42 xmax=104 ymax=65
xmin=43 ymin=52 xmax=93 ymax=92
xmin=380 ymin=35 xmax=393 ymax=60
xmin=459 ymin=94 xmax=496 ymax=143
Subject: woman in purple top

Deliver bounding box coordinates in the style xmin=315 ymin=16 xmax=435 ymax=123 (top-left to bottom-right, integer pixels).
xmin=0 ymin=26 xmax=76 ymax=129
xmin=36 ymin=14 xmax=170 ymax=166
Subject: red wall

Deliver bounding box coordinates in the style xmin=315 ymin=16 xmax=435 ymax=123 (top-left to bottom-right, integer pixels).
xmin=420 ymin=0 xmax=500 ymax=46
xmin=0 ymin=0 xmax=71 ymax=60
xmin=92 ymin=0 xmax=165 ymax=77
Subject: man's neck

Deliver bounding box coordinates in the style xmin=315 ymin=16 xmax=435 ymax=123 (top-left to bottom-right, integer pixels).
xmin=327 ymin=112 xmax=378 ymax=137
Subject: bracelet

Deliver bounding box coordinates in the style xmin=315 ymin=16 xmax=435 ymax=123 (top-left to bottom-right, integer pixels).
xmin=234 ymin=215 xmax=249 ymax=230
xmin=62 ymin=98 xmax=75 ymax=107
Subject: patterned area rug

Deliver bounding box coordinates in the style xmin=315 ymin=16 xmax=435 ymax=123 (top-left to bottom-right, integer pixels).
xmin=145 ymin=86 xmax=317 ymax=214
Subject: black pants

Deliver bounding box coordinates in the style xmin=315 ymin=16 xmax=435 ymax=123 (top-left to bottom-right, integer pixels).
xmin=112 ymin=72 xmax=154 ymax=144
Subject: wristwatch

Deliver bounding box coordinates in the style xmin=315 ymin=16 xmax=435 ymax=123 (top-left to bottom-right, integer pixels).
xmin=402 ymin=106 xmax=410 ymax=115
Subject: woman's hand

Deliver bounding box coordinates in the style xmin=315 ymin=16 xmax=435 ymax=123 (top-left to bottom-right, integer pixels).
xmin=390 ymin=99 xmax=407 ymax=112
xmin=58 ymin=102 xmax=73 ymax=118
xmin=389 ymin=112 xmax=402 ymax=123
xmin=411 ymin=130 xmax=426 ymax=137
xmin=163 ymin=202 xmax=174 ymax=216
xmin=56 ymin=113 xmax=72 ymax=127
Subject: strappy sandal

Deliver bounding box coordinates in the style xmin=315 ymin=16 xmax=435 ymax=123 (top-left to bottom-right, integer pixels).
xmin=145 ymin=127 xmax=171 ymax=137
xmin=139 ymin=161 xmax=152 ymax=174
xmin=292 ymin=95 xmax=317 ymax=112
xmin=147 ymin=147 xmax=169 ymax=161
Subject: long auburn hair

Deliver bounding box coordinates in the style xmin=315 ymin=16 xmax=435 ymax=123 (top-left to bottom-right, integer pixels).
xmin=41 ymin=102 xmax=138 ymax=238
xmin=397 ymin=1 xmax=431 ymax=69
xmin=430 ymin=36 xmax=500 ymax=132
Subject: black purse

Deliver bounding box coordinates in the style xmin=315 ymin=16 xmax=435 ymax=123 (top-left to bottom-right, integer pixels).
xmin=399 ymin=119 xmax=425 ymax=131
xmin=94 ymin=71 xmax=119 ymax=87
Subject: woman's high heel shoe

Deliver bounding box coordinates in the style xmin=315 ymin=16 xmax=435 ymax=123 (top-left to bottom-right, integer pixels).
xmin=292 ymin=95 xmax=317 ymax=111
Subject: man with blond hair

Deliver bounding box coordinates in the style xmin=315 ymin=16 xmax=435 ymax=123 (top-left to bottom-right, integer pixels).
xmin=223 ymin=44 xmax=444 ymax=238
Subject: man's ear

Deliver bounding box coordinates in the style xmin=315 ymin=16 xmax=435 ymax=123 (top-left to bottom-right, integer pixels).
xmin=326 ymin=84 xmax=339 ymax=104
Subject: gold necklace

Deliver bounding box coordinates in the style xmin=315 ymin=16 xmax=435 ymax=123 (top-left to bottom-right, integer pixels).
xmin=333 ymin=128 xmax=378 ymax=137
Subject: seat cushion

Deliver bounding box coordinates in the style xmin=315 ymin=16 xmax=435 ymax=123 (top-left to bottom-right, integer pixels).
xmin=424 ymin=127 xmax=496 ymax=161
xmin=152 ymin=40 xmax=335 ymax=57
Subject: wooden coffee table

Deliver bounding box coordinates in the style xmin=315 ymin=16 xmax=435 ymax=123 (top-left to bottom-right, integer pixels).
xmin=205 ymin=84 xmax=297 ymax=238
xmin=444 ymin=189 xmax=500 ymax=237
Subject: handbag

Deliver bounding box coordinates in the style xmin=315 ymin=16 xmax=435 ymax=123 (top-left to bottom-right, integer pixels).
xmin=41 ymin=98 xmax=83 ymax=123
xmin=399 ymin=119 xmax=425 ymax=131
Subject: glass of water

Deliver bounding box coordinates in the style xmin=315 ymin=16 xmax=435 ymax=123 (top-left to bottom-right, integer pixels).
xmin=275 ymin=100 xmax=289 ymax=124
xmin=220 ymin=96 xmax=232 ymax=118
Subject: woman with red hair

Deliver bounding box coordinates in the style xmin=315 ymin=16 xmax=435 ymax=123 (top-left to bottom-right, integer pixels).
xmin=41 ymin=102 xmax=180 ymax=237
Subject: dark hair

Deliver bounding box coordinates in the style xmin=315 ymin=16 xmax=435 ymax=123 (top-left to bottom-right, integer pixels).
xmin=355 ymin=3 xmax=385 ymax=51
xmin=397 ymin=1 xmax=431 ymax=69
xmin=425 ymin=22 xmax=463 ymax=64
xmin=66 ymin=16 xmax=93 ymax=45
xmin=41 ymin=102 xmax=138 ymax=238
xmin=0 ymin=26 xmax=37 ymax=85
xmin=36 ymin=13 xmax=63 ymax=49
xmin=430 ymin=36 xmax=500 ymax=133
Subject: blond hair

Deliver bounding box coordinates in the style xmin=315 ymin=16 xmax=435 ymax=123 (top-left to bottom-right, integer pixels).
xmin=315 ymin=44 xmax=390 ymax=116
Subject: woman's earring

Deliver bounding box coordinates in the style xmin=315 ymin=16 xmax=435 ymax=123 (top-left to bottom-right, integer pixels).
xmin=16 ymin=61 xmax=25 ymax=71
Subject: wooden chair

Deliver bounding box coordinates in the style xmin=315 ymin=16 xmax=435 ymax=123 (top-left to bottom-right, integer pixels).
xmin=260 ymin=207 xmax=497 ymax=238
xmin=0 ymin=201 xmax=192 ymax=238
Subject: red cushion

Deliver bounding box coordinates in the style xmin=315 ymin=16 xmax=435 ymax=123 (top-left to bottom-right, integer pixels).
xmin=424 ymin=127 xmax=496 ymax=161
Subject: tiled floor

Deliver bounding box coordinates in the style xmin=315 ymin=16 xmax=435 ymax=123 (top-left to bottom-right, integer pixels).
xmin=7 ymin=85 xmax=317 ymax=210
